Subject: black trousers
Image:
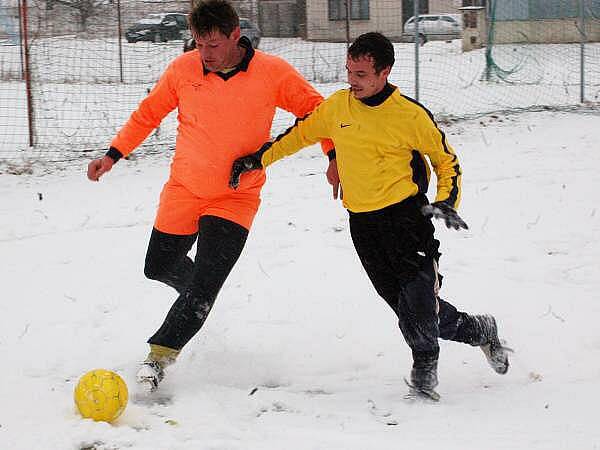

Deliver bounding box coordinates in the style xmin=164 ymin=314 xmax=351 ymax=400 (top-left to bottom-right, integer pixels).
xmin=144 ymin=215 xmax=248 ymax=350
xmin=349 ymin=195 xmax=476 ymax=363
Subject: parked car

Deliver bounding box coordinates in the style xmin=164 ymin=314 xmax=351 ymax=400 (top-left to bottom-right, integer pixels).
xmin=182 ymin=17 xmax=261 ymax=52
xmin=126 ymin=13 xmax=189 ymax=43
xmin=403 ymin=13 xmax=462 ymax=43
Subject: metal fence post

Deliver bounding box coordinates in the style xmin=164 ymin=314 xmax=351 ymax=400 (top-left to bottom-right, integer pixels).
xmin=117 ymin=0 xmax=124 ymax=83
xmin=20 ymin=0 xmax=34 ymax=147
xmin=485 ymin=0 xmax=493 ymax=82
xmin=17 ymin=0 xmax=25 ymax=81
xmin=345 ymin=0 xmax=351 ymax=47
xmin=414 ymin=0 xmax=420 ymax=101
xmin=579 ymin=0 xmax=586 ymax=103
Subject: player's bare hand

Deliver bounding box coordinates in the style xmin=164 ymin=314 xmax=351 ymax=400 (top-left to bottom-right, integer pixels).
xmin=87 ymin=156 xmax=114 ymax=181
xmin=326 ymin=158 xmax=342 ymax=200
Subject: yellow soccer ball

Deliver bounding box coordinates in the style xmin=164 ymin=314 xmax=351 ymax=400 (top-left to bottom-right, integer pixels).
xmin=74 ymin=369 xmax=128 ymax=422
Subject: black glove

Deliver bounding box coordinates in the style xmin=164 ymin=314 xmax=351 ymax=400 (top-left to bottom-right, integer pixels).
xmin=229 ymin=143 xmax=272 ymax=189
xmin=421 ymin=201 xmax=469 ymax=230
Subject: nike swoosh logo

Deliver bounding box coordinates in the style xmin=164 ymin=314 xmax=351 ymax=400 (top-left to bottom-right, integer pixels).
xmin=340 ymin=123 xmax=351 ymax=128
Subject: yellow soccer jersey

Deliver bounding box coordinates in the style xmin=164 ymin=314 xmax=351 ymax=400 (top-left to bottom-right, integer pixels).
xmin=260 ymin=86 xmax=462 ymax=213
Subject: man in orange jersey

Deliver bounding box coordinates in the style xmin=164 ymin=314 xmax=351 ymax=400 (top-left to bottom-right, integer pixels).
xmin=231 ymin=32 xmax=510 ymax=401
xmin=86 ymin=0 xmax=333 ymax=392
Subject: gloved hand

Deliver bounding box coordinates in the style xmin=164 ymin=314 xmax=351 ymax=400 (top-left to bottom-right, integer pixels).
xmin=229 ymin=143 xmax=271 ymax=189
xmin=421 ymin=201 xmax=468 ymax=230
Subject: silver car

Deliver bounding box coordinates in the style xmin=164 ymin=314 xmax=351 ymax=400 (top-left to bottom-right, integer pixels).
xmin=183 ymin=17 xmax=261 ymax=52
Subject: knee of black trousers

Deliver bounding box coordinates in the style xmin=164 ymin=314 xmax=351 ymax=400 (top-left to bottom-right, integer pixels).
xmin=143 ymin=260 xmax=165 ymax=281
xmin=401 ymin=264 xmax=438 ymax=318
xmin=143 ymin=260 xmax=187 ymax=290
xmin=144 ymin=239 xmax=179 ymax=281
xmin=144 ymin=228 xmax=195 ymax=282
xmin=397 ymin=266 xmax=439 ymax=354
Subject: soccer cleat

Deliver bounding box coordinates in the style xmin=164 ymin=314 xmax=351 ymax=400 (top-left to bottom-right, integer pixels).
xmin=404 ymin=378 xmax=441 ymax=402
xmin=136 ymin=343 xmax=179 ymax=392
xmin=473 ymin=315 xmax=510 ymax=375
xmin=136 ymin=360 xmax=165 ymax=392
xmin=405 ymin=357 xmax=440 ymax=401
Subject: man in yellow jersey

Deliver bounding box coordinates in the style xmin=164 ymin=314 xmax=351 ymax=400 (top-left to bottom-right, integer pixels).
xmin=230 ymin=32 xmax=509 ymax=400
xmin=87 ymin=0 xmax=332 ymax=392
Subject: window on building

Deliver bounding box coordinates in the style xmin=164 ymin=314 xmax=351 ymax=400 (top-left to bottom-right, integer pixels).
xmin=494 ymin=0 xmax=599 ymax=21
xmin=464 ymin=11 xmax=477 ymax=28
xmin=175 ymin=15 xmax=187 ymax=28
xmin=462 ymin=0 xmax=486 ymax=6
xmin=328 ymin=0 xmax=370 ymax=21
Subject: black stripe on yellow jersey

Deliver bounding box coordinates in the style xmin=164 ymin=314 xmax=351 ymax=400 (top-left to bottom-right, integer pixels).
xmin=400 ymin=94 xmax=461 ymax=207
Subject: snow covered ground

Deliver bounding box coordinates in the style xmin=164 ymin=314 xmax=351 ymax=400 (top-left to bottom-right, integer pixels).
xmin=1 ymin=110 xmax=600 ymax=449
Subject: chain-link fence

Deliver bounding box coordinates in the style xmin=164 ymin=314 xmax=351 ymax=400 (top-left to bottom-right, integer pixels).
xmin=1 ymin=0 xmax=599 ymax=166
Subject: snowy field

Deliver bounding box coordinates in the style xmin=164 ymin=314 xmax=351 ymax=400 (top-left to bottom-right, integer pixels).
xmin=1 ymin=36 xmax=599 ymax=157
xmin=1 ymin=109 xmax=599 ymax=449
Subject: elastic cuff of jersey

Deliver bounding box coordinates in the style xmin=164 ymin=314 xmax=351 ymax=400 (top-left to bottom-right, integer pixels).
xmin=327 ymin=149 xmax=336 ymax=161
xmin=106 ymin=146 xmax=123 ymax=163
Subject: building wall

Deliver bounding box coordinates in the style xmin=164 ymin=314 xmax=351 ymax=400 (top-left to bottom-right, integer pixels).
xmin=493 ymin=18 xmax=600 ymax=44
xmin=306 ymin=0 xmax=403 ymax=41
xmin=0 ymin=1 xmax=19 ymax=43
xmin=258 ymin=0 xmax=298 ymax=37
xmin=428 ymin=0 xmax=460 ymax=14
xmin=232 ymin=0 xmax=260 ymax=23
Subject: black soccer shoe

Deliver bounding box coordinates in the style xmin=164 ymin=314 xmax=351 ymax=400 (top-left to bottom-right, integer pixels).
xmin=473 ymin=315 xmax=510 ymax=375
xmin=406 ymin=357 xmax=440 ymax=401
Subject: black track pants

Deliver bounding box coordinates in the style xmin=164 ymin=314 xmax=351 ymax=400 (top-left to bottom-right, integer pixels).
xmin=349 ymin=195 xmax=475 ymax=363
xmin=145 ymin=215 xmax=249 ymax=350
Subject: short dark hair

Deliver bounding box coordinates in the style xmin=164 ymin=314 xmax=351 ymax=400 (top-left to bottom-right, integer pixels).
xmin=189 ymin=0 xmax=239 ymax=38
xmin=348 ymin=32 xmax=395 ymax=74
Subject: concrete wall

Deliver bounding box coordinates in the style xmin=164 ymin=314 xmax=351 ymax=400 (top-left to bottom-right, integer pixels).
xmin=306 ymin=0 xmax=403 ymax=41
xmin=493 ymin=18 xmax=600 ymax=44
xmin=258 ymin=0 xmax=298 ymax=37
xmin=232 ymin=0 xmax=260 ymax=23
xmin=428 ymin=0 xmax=460 ymax=15
xmin=0 ymin=4 xmax=19 ymax=43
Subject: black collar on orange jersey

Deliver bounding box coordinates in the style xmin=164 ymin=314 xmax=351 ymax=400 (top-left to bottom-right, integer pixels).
xmin=202 ymin=36 xmax=255 ymax=80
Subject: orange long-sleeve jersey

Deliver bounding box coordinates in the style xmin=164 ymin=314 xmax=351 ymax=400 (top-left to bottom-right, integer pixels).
xmin=111 ymin=42 xmax=332 ymax=198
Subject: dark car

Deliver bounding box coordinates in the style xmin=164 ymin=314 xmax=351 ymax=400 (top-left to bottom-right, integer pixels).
xmin=126 ymin=13 xmax=189 ymax=43
xmin=182 ymin=17 xmax=261 ymax=52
